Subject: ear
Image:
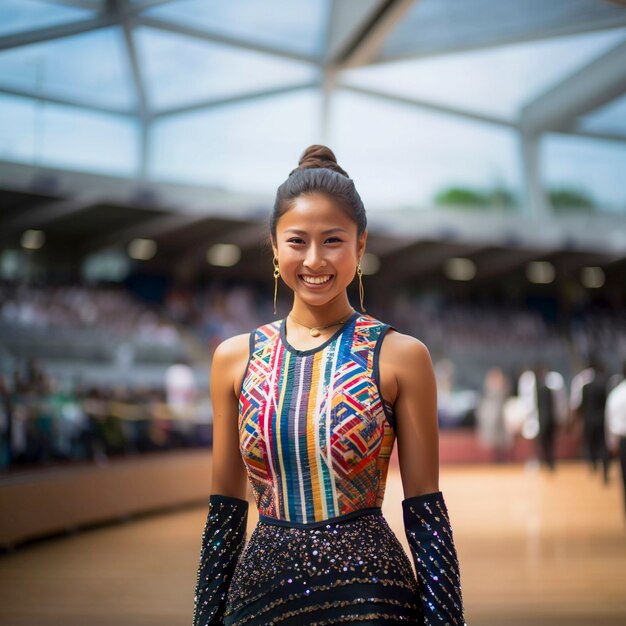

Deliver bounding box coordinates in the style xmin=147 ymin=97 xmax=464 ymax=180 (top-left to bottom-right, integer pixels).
xmin=357 ymin=229 xmax=367 ymax=260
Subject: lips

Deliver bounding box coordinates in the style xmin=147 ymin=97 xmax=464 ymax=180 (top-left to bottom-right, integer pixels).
xmin=298 ymin=274 xmax=334 ymax=287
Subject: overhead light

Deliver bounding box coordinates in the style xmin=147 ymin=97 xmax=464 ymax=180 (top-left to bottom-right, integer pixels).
xmin=526 ymin=261 xmax=555 ymax=284
xmin=361 ymin=252 xmax=380 ymax=275
xmin=128 ymin=238 xmax=157 ymax=260
xmin=581 ymin=266 xmax=605 ymax=288
xmin=21 ymin=229 xmax=45 ymax=250
xmin=207 ymin=243 xmax=241 ymax=267
xmin=444 ymin=257 xmax=476 ymax=281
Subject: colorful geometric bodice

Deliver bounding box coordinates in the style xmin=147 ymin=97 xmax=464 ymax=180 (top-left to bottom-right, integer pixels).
xmin=238 ymin=311 xmax=397 ymax=527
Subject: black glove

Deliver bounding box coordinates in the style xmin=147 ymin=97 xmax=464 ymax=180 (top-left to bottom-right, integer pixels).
xmin=192 ymin=494 xmax=249 ymax=626
xmin=402 ymin=490 xmax=466 ymax=625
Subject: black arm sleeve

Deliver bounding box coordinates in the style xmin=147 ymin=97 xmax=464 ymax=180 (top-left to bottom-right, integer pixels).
xmin=402 ymin=490 xmax=466 ymax=625
xmin=192 ymin=494 xmax=249 ymax=626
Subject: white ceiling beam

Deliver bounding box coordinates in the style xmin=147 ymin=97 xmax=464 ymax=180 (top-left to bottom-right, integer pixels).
xmin=340 ymin=84 xmax=515 ymax=128
xmin=367 ymin=13 xmax=626 ymax=67
xmin=119 ymin=1 xmax=150 ymax=178
xmin=153 ymin=81 xmax=321 ymax=119
xmin=137 ymin=16 xmax=320 ymax=65
xmin=0 ymin=15 xmax=115 ymax=50
xmin=555 ymin=127 xmax=626 ymax=145
xmin=338 ymin=0 xmax=416 ymax=69
xmin=126 ymin=0 xmax=176 ymax=12
xmin=0 ymin=85 xmax=135 ymax=116
xmin=521 ymin=39 xmax=626 ymax=133
xmin=37 ymin=0 xmax=104 ymax=9
xmin=519 ymin=130 xmax=550 ymax=220
xmin=324 ymin=0 xmax=386 ymax=65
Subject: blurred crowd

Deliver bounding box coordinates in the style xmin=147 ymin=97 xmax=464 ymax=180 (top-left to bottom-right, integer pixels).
xmin=0 ymin=282 xmax=180 ymax=344
xmin=1 ymin=282 xmax=625 ymax=503
xmin=0 ymin=358 xmax=211 ymax=471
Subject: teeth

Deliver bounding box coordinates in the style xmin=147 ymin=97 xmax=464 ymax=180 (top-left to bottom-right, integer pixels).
xmin=301 ymin=274 xmax=332 ymax=285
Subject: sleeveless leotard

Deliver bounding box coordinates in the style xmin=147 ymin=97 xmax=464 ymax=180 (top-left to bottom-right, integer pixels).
xmin=223 ymin=311 xmax=421 ymax=625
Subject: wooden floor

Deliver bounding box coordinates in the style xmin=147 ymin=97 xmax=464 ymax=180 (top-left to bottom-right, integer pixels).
xmin=1 ymin=459 xmax=625 ymax=626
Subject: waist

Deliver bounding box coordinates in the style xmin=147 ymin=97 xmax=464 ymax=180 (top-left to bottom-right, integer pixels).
xmin=258 ymin=506 xmax=383 ymax=529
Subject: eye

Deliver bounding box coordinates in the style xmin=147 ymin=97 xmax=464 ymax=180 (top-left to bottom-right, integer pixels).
xmin=287 ymin=237 xmax=304 ymax=244
xmin=326 ymin=237 xmax=342 ymax=243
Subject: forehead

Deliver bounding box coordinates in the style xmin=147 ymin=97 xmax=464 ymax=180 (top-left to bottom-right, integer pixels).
xmin=277 ymin=193 xmax=355 ymax=233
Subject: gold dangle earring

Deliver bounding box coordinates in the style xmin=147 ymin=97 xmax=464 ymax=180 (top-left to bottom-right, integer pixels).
xmin=273 ymin=255 xmax=281 ymax=315
xmin=357 ymin=261 xmax=366 ymax=312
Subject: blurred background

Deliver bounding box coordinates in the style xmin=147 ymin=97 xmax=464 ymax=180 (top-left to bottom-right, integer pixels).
xmin=0 ymin=1 xmax=625 ymax=625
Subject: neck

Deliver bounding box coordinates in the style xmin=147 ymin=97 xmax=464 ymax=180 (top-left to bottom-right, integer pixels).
xmin=288 ymin=296 xmax=355 ymax=328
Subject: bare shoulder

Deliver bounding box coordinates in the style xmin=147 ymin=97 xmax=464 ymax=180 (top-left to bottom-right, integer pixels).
xmin=379 ymin=328 xmax=434 ymax=402
xmin=211 ymin=332 xmax=252 ymax=397
xmin=213 ymin=332 xmax=250 ymax=361
xmin=381 ymin=328 xmax=432 ymax=370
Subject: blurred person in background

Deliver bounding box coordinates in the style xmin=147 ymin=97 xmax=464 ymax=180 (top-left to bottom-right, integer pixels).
xmin=606 ymin=361 xmax=626 ymax=520
xmin=165 ymin=358 xmax=198 ymax=447
xmin=535 ymin=363 xmax=558 ymax=471
xmin=571 ymin=357 xmax=611 ymax=484
xmin=476 ymin=367 xmax=514 ymax=462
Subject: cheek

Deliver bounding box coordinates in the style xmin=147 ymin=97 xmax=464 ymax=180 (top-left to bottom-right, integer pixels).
xmin=279 ymin=249 xmax=301 ymax=265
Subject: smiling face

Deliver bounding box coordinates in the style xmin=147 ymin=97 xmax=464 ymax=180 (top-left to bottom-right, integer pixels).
xmin=272 ymin=192 xmax=367 ymax=312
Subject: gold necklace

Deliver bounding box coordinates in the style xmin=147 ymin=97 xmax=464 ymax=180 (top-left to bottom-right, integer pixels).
xmin=288 ymin=309 xmax=355 ymax=337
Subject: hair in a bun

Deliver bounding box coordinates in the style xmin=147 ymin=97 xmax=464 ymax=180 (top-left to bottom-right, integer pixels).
xmin=271 ymin=144 xmax=366 ymax=245
xmin=292 ymin=144 xmax=349 ymax=178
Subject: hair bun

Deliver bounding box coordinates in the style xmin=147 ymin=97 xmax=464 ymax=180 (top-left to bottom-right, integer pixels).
xmin=295 ymin=144 xmax=348 ymax=177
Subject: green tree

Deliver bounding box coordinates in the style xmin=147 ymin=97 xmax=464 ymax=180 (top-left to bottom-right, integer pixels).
xmin=548 ymin=188 xmax=595 ymax=212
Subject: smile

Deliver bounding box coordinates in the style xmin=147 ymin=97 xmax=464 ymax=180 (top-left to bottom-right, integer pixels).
xmin=299 ymin=274 xmax=333 ymax=285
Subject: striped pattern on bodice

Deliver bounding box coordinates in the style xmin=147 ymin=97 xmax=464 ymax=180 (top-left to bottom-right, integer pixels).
xmin=238 ymin=311 xmax=397 ymax=526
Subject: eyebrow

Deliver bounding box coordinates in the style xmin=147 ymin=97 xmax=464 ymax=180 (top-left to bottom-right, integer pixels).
xmin=284 ymin=228 xmax=348 ymax=235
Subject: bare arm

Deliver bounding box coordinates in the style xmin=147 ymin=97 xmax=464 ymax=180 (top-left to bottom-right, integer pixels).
xmin=208 ymin=333 xmax=250 ymax=500
xmin=383 ymin=331 xmax=466 ymax=625
xmin=384 ymin=331 xmax=440 ymax=497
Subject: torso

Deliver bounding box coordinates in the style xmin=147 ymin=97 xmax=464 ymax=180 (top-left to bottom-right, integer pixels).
xmin=236 ymin=312 xmax=399 ymax=523
xmin=229 ymin=322 xmax=400 ymax=407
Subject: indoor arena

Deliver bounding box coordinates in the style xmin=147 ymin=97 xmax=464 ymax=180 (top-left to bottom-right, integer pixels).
xmin=1 ymin=1 xmax=626 ymax=625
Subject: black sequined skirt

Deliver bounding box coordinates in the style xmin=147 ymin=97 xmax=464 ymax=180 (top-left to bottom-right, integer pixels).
xmin=223 ymin=508 xmax=422 ymax=625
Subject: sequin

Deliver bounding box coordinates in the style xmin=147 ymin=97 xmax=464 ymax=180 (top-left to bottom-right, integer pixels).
xmin=402 ymin=491 xmax=466 ymax=626
xmin=193 ymin=495 xmax=249 ymax=626
xmin=223 ymin=509 xmax=421 ymax=625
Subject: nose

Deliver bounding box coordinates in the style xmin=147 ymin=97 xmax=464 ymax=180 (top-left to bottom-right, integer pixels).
xmin=303 ymin=244 xmax=326 ymax=271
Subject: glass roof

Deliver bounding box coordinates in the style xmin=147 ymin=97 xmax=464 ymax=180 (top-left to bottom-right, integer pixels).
xmin=150 ymin=88 xmax=320 ymax=192
xmin=380 ymin=0 xmax=626 ymax=60
xmin=329 ymin=90 xmax=521 ymax=211
xmin=0 ymin=27 xmax=135 ymax=109
xmin=135 ymin=26 xmax=319 ymax=111
xmin=342 ymin=27 xmax=626 ymax=122
xmin=0 ymin=0 xmax=94 ymax=37
xmin=143 ymin=0 xmax=330 ymax=57
xmin=0 ymin=0 xmax=624 ymax=216
xmin=578 ymin=93 xmax=626 ymax=137
xmin=0 ymin=93 xmax=138 ymax=175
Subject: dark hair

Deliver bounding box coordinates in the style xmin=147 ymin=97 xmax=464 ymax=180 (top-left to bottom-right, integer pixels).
xmin=269 ymin=145 xmax=366 ymax=247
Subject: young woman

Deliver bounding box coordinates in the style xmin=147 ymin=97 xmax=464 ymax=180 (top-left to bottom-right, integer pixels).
xmin=193 ymin=145 xmax=466 ymax=625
